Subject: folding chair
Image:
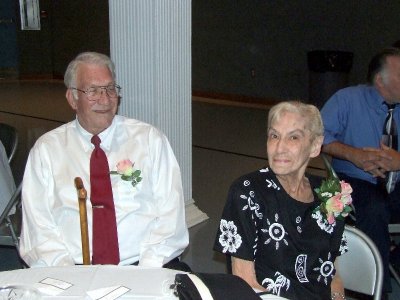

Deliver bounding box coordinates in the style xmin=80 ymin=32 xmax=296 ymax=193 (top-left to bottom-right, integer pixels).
xmin=0 ymin=182 xmax=22 ymax=248
xmin=337 ymin=225 xmax=383 ymax=300
xmin=388 ymin=224 xmax=400 ymax=287
xmin=0 ymin=123 xmax=18 ymax=164
xmin=346 ymin=207 xmax=400 ymax=288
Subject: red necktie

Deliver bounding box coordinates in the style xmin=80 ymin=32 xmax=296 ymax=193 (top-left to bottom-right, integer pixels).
xmin=90 ymin=135 xmax=120 ymax=264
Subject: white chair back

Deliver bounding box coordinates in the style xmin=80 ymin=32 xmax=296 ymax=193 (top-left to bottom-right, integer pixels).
xmin=337 ymin=225 xmax=383 ymax=300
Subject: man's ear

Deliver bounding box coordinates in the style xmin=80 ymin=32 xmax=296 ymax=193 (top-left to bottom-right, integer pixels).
xmin=66 ymin=89 xmax=78 ymax=110
xmin=310 ymin=136 xmax=323 ymax=158
xmin=375 ymin=72 xmax=385 ymax=89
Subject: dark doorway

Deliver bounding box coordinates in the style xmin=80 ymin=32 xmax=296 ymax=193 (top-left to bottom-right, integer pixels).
xmin=8 ymin=0 xmax=110 ymax=80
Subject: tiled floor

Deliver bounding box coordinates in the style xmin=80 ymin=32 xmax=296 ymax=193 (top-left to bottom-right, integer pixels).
xmin=1 ymin=80 xmax=399 ymax=299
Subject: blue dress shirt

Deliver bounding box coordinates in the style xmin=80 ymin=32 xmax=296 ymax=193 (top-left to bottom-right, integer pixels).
xmin=321 ymin=84 xmax=400 ymax=184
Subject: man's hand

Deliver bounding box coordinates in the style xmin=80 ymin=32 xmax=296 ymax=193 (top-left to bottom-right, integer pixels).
xmin=322 ymin=142 xmax=397 ymax=178
xmin=358 ymin=147 xmax=390 ymax=178
xmin=376 ymin=142 xmax=400 ymax=172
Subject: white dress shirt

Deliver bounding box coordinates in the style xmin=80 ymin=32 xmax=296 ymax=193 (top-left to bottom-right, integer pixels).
xmin=19 ymin=115 xmax=189 ymax=267
xmin=0 ymin=141 xmax=15 ymax=214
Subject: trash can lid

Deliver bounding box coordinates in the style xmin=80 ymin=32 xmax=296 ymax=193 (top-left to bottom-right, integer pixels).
xmin=307 ymin=50 xmax=354 ymax=73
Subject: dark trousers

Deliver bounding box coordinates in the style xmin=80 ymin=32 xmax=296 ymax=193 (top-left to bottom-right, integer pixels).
xmin=338 ymin=173 xmax=400 ymax=293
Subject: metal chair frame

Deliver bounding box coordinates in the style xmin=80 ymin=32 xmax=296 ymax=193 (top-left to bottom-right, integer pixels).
xmin=0 ymin=182 xmax=22 ymax=248
xmin=0 ymin=123 xmax=18 ymax=163
xmin=338 ymin=225 xmax=383 ymax=300
xmin=388 ymin=224 xmax=400 ymax=287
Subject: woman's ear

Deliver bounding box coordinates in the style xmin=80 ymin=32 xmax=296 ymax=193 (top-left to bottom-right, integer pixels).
xmin=310 ymin=136 xmax=324 ymax=158
xmin=66 ymin=89 xmax=78 ymax=110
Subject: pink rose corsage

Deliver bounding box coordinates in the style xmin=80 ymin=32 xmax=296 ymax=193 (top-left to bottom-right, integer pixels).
xmin=313 ymin=158 xmax=353 ymax=226
xmin=110 ymin=159 xmax=142 ymax=187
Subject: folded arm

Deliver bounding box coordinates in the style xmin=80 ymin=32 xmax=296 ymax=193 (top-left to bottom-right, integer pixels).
xmin=321 ymin=92 xmax=400 ymax=178
xmin=323 ymin=141 xmax=390 ymax=178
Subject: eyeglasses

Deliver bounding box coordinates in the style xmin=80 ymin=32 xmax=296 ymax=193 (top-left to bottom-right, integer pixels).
xmin=70 ymin=84 xmax=121 ymax=100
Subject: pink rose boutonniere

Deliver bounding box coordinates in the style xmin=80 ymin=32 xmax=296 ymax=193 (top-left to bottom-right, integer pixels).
xmin=313 ymin=156 xmax=353 ymax=226
xmin=110 ymin=159 xmax=142 ymax=187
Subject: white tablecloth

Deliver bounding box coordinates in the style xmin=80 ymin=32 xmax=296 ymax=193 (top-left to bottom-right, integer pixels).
xmin=0 ymin=265 xmax=293 ymax=299
xmin=0 ymin=265 xmax=184 ymax=299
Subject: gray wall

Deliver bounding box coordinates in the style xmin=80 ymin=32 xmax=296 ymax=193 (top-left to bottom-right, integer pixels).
xmin=0 ymin=81 xmax=72 ymax=184
xmin=10 ymin=1 xmax=400 ymax=101
xmin=192 ymin=1 xmax=400 ymax=101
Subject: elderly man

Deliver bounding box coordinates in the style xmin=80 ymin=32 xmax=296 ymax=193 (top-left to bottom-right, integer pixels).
xmin=321 ymin=47 xmax=400 ymax=297
xmin=19 ymin=52 xmax=189 ymax=269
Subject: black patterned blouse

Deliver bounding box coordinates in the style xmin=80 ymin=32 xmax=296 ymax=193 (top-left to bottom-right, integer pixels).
xmin=214 ymin=167 xmax=347 ymax=300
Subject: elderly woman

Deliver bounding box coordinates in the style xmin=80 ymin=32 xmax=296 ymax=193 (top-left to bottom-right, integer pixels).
xmin=214 ymin=101 xmax=347 ymax=300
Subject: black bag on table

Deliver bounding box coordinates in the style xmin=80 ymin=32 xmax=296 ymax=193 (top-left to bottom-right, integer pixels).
xmin=172 ymin=272 xmax=261 ymax=300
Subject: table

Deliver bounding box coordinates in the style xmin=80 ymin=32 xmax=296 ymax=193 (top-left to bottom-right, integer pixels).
xmin=0 ymin=265 xmax=184 ymax=299
xmin=0 ymin=265 xmax=292 ymax=299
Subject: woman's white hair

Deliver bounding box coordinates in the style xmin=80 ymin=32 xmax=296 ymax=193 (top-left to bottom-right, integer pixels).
xmin=267 ymin=100 xmax=324 ymax=140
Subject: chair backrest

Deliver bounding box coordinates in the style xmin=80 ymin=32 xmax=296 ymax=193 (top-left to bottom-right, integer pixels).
xmin=337 ymin=225 xmax=383 ymax=300
xmin=389 ymin=223 xmax=400 ymax=233
xmin=0 ymin=123 xmax=18 ymax=163
xmin=0 ymin=182 xmax=22 ymax=247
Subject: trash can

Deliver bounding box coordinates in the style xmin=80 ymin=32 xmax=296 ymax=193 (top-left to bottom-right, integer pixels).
xmin=308 ymin=50 xmax=353 ymax=108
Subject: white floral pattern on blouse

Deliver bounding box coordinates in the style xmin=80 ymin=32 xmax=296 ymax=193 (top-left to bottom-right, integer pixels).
xmin=219 ymin=219 xmax=243 ymax=253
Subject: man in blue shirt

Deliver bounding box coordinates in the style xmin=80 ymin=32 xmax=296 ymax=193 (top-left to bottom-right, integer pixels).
xmin=321 ymin=47 xmax=400 ymax=296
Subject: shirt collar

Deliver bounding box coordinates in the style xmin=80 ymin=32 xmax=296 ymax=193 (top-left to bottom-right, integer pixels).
xmin=366 ymin=84 xmax=399 ymax=111
xmin=365 ymin=85 xmax=390 ymax=112
xmin=74 ymin=117 xmax=117 ymax=152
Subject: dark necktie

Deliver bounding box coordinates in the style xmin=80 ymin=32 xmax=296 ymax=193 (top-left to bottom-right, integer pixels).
xmin=382 ymin=103 xmax=398 ymax=193
xmin=90 ymin=135 xmax=120 ymax=264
